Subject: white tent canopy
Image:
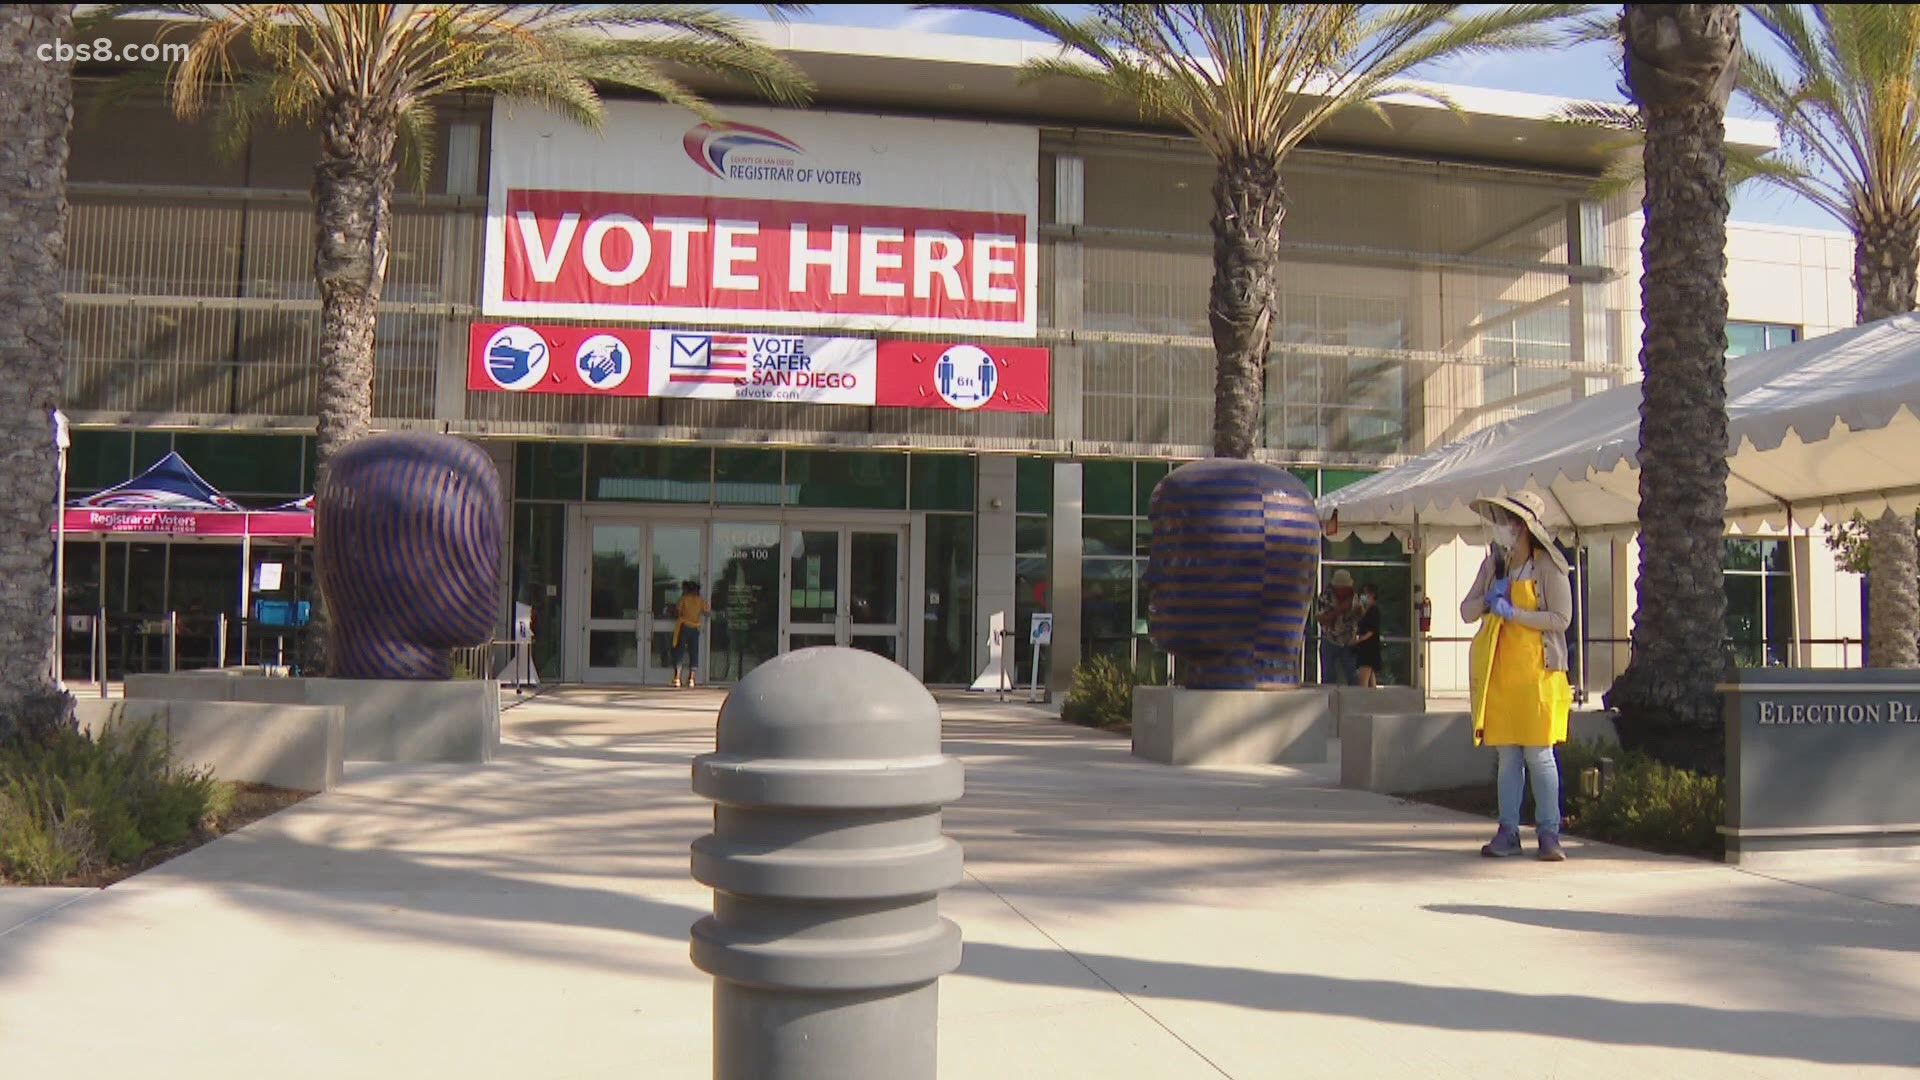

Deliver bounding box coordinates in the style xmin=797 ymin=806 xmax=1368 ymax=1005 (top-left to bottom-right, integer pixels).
xmin=1318 ymin=314 xmax=1920 ymax=543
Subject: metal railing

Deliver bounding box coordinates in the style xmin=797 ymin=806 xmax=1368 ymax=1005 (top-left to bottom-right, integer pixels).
xmin=63 ymin=608 xmax=310 ymax=693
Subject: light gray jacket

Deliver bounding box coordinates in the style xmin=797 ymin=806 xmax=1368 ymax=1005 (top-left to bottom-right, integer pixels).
xmin=1459 ymin=549 xmax=1573 ymax=672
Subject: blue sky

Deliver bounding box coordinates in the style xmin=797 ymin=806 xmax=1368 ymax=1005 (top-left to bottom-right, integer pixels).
xmin=732 ymin=4 xmax=1843 ymax=232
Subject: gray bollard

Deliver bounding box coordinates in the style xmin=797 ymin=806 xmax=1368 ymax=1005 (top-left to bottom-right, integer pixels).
xmin=691 ymin=647 xmax=964 ymax=1080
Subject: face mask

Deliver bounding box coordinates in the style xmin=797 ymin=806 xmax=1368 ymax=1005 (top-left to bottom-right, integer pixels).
xmin=1492 ymin=521 xmax=1523 ymax=552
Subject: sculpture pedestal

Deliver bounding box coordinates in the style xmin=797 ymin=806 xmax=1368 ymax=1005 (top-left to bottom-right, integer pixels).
xmin=1131 ymin=685 xmax=1331 ymax=766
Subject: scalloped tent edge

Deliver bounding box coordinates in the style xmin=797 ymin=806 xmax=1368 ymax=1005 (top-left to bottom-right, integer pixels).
xmin=1317 ymin=313 xmax=1920 ymax=546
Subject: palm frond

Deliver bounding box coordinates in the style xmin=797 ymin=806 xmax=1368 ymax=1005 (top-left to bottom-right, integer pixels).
xmin=935 ymin=4 xmax=1581 ymax=167
xmin=91 ymin=2 xmax=816 ymax=190
xmin=1740 ymin=3 xmax=1920 ymax=232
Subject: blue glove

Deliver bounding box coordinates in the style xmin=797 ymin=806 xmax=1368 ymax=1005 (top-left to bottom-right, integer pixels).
xmin=1489 ymin=596 xmax=1516 ymax=620
xmin=1486 ymin=577 xmax=1510 ymax=605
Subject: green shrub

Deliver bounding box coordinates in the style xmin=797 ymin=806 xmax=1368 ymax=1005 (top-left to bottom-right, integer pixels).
xmin=1557 ymin=739 xmax=1724 ymax=859
xmin=1061 ymin=655 xmax=1138 ymax=730
xmin=0 ymin=712 xmax=224 ymax=885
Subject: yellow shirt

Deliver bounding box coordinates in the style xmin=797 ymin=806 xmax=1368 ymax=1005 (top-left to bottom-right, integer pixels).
xmin=676 ymin=593 xmax=708 ymax=628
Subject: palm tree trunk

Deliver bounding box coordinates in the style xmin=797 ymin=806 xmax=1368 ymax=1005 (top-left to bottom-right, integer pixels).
xmin=1208 ymin=152 xmax=1285 ymax=459
xmin=307 ymin=99 xmax=397 ymax=675
xmin=1855 ymin=215 xmax=1920 ymax=668
xmin=0 ymin=6 xmax=74 ymax=732
xmin=1605 ymin=4 xmax=1739 ymax=774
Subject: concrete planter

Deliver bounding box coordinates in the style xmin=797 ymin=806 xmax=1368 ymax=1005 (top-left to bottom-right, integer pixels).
xmin=126 ymin=674 xmax=499 ymax=764
xmin=1130 ymin=685 xmax=1332 ymax=766
xmin=76 ymin=698 xmax=344 ymax=791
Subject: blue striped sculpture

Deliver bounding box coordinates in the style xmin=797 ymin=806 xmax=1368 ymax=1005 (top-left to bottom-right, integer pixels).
xmin=316 ymin=433 xmax=503 ymax=680
xmin=1143 ymin=459 xmax=1319 ymax=689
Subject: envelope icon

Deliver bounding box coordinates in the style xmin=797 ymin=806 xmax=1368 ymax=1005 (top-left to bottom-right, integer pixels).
xmin=670 ymin=334 xmax=710 ymax=369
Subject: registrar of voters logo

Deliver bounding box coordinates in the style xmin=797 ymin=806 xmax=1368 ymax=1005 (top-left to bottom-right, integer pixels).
xmin=682 ymin=121 xmax=862 ymax=187
xmin=575 ymin=334 xmax=632 ymax=391
xmin=484 ymin=325 xmax=550 ymax=390
xmin=932 ymin=345 xmax=999 ymax=410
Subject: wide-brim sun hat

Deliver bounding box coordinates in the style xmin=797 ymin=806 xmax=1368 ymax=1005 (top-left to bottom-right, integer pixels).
xmin=1331 ymin=569 xmax=1354 ymax=587
xmin=1471 ymin=490 xmax=1570 ymax=573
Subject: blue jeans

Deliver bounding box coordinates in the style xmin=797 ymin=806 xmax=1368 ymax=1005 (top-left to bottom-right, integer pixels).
xmin=1496 ymin=745 xmax=1561 ymax=833
xmin=674 ymin=627 xmax=701 ymax=671
xmin=1320 ymin=642 xmax=1358 ymax=686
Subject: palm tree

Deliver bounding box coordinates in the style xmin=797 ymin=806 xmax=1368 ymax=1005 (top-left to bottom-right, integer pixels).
xmin=1602 ymin=4 xmax=1742 ymax=772
xmin=115 ymin=4 xmax=811 ymax=670
xmin=0 ymin=6 xmax=75 ymax=736
xmin=1740 ymin=4 xmax=1920 ymax=668
xmin=130 ymin=3 xmax=812 ymax=489
xmin=939 ymin=3 xmax=1578 ymax=459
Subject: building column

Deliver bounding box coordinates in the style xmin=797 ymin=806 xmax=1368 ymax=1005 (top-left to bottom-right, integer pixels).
xmin=974 ymin=456 xmax=1016 ymax=680
xmin=1048 ymin=461 xmax=1083 ymax=692
xmin=1567 ymin=198 xmax=1613 ymax=400
xmin=1051 ymin=154 xmax=1085 ymax=443
xmin=434 ymin=121 xmax=484 ymax=425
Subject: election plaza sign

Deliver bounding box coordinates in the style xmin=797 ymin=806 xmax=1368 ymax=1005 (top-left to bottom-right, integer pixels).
xmin=482 ymin=102 xmax=1038 ymax=338
xmin=467 ymin=322 xmax=1049 ymax=413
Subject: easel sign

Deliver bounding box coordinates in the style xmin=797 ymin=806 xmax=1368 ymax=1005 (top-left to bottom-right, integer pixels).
xmin=1028 ymin=613 xmax=1052 ymax=702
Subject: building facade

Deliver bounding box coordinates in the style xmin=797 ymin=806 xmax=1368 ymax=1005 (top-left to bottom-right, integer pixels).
xmin=62 ymin=20 xmax=1851 ymax=692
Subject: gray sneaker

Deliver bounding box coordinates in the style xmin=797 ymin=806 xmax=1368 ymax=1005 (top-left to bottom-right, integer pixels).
xmin=1480 ymin=826 xmax=1522 ymax=858
xmin=1536 ymin=828 xmax=1567 ymax=862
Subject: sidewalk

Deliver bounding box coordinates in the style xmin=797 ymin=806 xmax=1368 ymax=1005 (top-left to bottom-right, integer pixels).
xmin=2 ymin=687 xmax=1916 ymax=1078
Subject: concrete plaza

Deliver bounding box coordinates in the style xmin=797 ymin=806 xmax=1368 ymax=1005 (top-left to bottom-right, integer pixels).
xmin=2 ymin=687 xmax=1916 ymax=1078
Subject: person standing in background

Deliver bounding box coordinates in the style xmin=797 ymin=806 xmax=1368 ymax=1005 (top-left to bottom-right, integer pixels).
xmin=671 ymin=580 xmax=708 ymax=688
xmin=1354 ymin=582 xmax=1382 ymax=688
xmin=1315 ymin=569 xmax=1360 ymax=685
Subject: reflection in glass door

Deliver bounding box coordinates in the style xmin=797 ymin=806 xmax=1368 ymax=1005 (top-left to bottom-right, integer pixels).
xmin=782 ymin=525 xmax=905 ymax=665
xmin=582 ymin=520 xmax=706 ymax=684
xmin=584 ymin=524 xmax=643 ymax=680
xmin=645 ymin=524 xmax=706 ymax=685
xmin=848 ymin=530 xmax=903 ymax=663
xmin=709 ymin=522 xmax=781 ymax=682
xmin=786 ymin=529 xmax=841 ymax=654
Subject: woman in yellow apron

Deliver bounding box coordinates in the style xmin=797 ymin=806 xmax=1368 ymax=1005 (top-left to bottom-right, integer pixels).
xmin=1462 ymin=491 xmax=1575 ymax=861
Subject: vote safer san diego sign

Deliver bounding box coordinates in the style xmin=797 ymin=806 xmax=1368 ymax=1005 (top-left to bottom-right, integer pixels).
xmin=466 ymin=322 xmax=1049 ymax=413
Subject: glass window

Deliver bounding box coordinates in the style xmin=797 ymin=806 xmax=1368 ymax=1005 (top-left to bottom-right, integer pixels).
xmin=1319 ymin=469 xmax=1374 ymax=498
xmin=1727 ymin=321 xmax=1799 ymax=359
xmin=67 ymin=429 xmax=133 ymax=494
xmin=516 ymin=442 xmax=584 ymax=501
xmin=1083 ymin=518 xmax=1134 ymax=557
xmin=1084 ymin=460 xmax=1133 ymax=516
xmin=1015 ymin=514 xmax=1050 ymax=556
xmin=172 ymin=433 xmax=304 ymax=498
xmin=1135 ymin=460 xmax=1172 ymax=515
xmin=586 ymin=445 xmax=710 ymax=503
xmin=923 ymin=514 xmax=976 ymax=685
xmin=714 ymin=448 xmax=782 ymax=506
xmin=1316 ymin=534 xmax=1415 ymax=686
xmin=1725 ymin=537 xmax=1793 ymax=667
xmin=133 ymin=431 xmax=171 ymax=473
xmin=785 ymin=451 xmax=906 ymax=510
xmin=910 ymin=454 xmax=975 ymax=512
xmin=1016 ymin=457 xmax=1053 ymax=514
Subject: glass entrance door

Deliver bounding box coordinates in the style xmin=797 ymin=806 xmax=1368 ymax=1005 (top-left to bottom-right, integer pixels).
xmin=783 ymin=525 xmax=905 ymax=664
xmin=646 ymin=524 xmax=706 ymax=685
xmin=583 ymin=519 xmax=706 ymax=684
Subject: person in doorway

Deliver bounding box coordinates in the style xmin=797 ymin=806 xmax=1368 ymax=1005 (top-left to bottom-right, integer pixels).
xmin=1315 ymin=569 xmax=1360 ymax=685
xmin=1354 ymin=582 xmax=1382 ymax=688
xmin=1462 ymin=491 xmax=1574 ymax=862
xmin=671 ymin=580 xmax=708 ymax=688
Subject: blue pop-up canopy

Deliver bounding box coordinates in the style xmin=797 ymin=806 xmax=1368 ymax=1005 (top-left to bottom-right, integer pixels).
xmin=68 ymin=451 xmax=243 ymax=512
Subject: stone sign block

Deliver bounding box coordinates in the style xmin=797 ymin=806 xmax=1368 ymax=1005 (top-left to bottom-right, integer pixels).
xmin=1723 ymin=669 xmax=1920 ymax=865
